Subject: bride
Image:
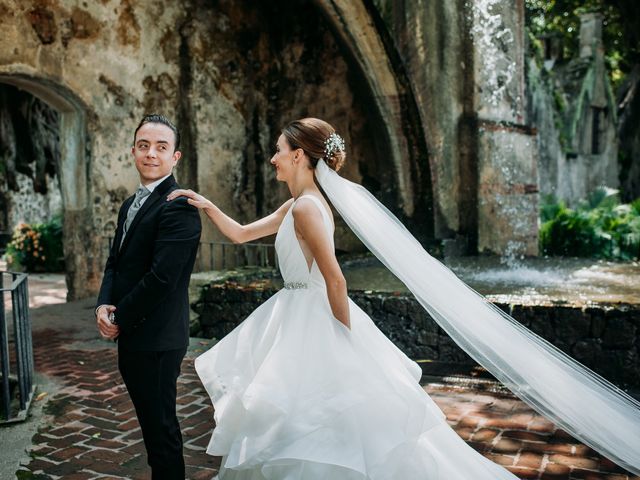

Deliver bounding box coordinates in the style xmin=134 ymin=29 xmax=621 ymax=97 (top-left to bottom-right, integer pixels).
xmin=167 ymin=118 xmax=640 ymax=479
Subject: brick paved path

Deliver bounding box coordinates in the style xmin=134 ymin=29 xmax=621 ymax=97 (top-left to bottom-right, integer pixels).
xmin=14 ymin=328 xmax=219 ymax=480
xmin=12 ymin=325 xmax=639 ymax=480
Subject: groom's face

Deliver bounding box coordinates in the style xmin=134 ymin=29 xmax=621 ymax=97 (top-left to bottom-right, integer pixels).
xmin=132 ymin=122 xmax=181 ymax=185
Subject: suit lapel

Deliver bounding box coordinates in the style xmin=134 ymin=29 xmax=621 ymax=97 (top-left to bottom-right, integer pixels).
xmin=114 ymin=196 xmax=134 ymax=259
xmin=118 ymin=175 xmax=177 ymax=255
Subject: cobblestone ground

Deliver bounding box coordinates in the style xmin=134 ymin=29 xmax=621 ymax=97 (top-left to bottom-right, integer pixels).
xmin=429 ymin=386 xmax=639 ymax=480
xmin=15 ymin=328 xmax=220 ymax=480
xmin=12 ymin=325 xmax=639 ymax=480
xmin=2 ymin=267 xmax=638 ymax=480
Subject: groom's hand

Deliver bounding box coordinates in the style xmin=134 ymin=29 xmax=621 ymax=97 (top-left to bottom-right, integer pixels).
xmin=96 ymin=305 xmax=119 ymax=340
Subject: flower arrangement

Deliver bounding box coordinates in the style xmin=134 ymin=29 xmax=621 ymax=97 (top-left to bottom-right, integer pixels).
xmin=3 ymin=216 xmax=64 ymax=272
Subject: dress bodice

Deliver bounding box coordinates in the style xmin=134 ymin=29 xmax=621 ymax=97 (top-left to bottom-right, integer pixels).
xmin=274 ymin=195 xmax=334 ymax=289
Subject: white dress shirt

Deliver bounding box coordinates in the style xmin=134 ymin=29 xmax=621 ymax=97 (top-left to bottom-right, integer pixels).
xmin=139 ymin=173 xmax=172 ymax=205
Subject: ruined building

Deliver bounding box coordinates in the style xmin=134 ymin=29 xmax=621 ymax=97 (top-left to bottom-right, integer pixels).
xmin=530 ymin=12 xmax=619 ymax=205
xmin=0 ymin=0 xmax=593 ymax=298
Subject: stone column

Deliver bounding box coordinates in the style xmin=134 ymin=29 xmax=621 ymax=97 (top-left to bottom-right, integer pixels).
xmin=577 ymin=12 xmax=619 ymax=193
xmin=53 ymin=99 xmax=101 ymax=300
xmin=579 ymin=12 xmax=603 ymax=59
xmin=471 ymin=0 xmax=539 ymax=256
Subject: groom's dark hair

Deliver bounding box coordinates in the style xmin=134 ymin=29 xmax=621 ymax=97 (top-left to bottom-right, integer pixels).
xmin=134 ymin=114 xmax=181 ymax=151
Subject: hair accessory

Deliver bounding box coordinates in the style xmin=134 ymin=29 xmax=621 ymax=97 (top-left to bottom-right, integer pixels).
xmin=323 ymin=132 xmax=345 ymax=160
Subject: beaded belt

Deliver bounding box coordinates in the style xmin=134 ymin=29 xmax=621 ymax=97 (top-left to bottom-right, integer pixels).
xmin=284 ymin=281 xmax=308 ymax=290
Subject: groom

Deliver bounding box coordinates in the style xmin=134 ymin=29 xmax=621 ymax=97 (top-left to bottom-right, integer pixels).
xmin=95 ymin=114 xmax=202 ymax=479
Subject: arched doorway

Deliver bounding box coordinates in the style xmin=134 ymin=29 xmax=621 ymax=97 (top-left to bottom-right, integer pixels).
xmin=313 ymin=0 xmax=434 ymax=230
xmin=0 ymin=71 xmax=96 ymax=300
xmin=0 ymin=83 xmax=62 ymax=269
xmin=184 ymin=0 xmax=434 ymax=252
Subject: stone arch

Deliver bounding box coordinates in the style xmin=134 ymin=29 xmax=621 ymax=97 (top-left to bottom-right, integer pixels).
xmin=312 ymin=0 xmax=433 ymax=234
xmin=0 ymin=67 xmax=96 ymax=299
xmin=183 ymin=0 xmax=434 ymax=252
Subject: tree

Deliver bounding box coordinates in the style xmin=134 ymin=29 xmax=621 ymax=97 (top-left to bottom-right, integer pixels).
xmin=525 ymin=0 xmax=640 ymax=88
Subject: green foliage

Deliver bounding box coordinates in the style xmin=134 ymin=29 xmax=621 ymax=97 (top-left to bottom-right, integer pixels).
xmin=525 ymin=0 xmax=640 ymax=89
xmin=540 ymin=187 xmax=640 ymax=259
xmin=552 ymin=89 xmax=566 ymax=113
xmin=3 ymin=216 xmax=64 ymax=272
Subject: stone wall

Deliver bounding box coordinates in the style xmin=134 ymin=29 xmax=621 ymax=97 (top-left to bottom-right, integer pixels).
xmin=0 ymin=0 xmax=404 ymax=296
xmin=370 ymin=0 xmax=539 ymax=255
xmin=0 ymin=0 xmax=546 ymax=296
xmin=528 ymin=13 xmax=620 ymax=207
xmin=193 ymin=280 xmax=640 ymax=390
xmin=371 ymin=0 xmax=471 ymax=241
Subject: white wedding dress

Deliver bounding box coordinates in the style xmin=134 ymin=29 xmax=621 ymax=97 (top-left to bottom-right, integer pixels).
xmin=194 ymin=195 xmax=520 ymax=479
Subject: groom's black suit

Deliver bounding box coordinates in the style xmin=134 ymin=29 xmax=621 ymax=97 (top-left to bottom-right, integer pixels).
xmin=97 ymin=175 xmax=201 ymax=479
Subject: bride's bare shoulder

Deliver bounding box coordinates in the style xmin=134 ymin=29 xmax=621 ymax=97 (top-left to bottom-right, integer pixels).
xmin=292 ymin=196 xmax=320 ymax=215
xmin=291 ymin=196 xmax=332 ymax=224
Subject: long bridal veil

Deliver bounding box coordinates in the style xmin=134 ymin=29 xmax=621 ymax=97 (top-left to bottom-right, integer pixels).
xmin=314 ymin=159 xmax=640 ymax=475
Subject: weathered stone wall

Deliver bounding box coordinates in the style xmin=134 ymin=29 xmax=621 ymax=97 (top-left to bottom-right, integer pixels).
xmin=371 ymin=0 xmax=539 ymax=255
xmin=0 ymin=0 xmax=403 ymax=296
xmin=529 ymin=13 xmax=620 ymax=207
xmin=177 ymin=0 xmax=387 ymax=252
xmin=372 ymin=0 xmax=470 ymax=241
xmin=0 ymin=0 xmax=545 ymax=296
xmin=193 ymin=281 xmax=640 ymax=390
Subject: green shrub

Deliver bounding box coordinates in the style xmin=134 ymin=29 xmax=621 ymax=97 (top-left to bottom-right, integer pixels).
xmin=540 ymin=188 xmax=640 ymax=260
xmin=3 ymin=216 xmax=64 ymax=272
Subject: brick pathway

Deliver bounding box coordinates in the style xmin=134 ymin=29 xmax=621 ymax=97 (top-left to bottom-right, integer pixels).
xmin=430 ymin=386 xmax=639 ymax=480
xmin=14 ymin=328 xmax=219 ymax=480
xmin=10 ymin=325 xmax=638 ymax=480
xmin=1 ymin=269 xmax=638 ymax=480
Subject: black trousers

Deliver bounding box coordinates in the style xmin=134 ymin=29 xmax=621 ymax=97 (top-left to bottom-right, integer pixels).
xmin=118 ymin=346 xmax=188 ymax=480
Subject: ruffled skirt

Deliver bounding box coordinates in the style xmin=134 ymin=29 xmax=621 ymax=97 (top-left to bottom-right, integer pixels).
xmin=194 ymin=288 xmax=519 ymax=479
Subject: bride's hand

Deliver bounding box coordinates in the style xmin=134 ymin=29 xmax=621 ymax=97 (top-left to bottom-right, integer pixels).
xmin=166 ymin=189 xmax=214 ymax=210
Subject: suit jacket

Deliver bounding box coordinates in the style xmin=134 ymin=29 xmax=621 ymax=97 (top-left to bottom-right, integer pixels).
xmin=96 ymin=175 xmax=202 ymax=351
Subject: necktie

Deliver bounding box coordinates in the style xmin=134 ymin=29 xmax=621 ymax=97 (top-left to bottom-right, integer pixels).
xmin=120 ymin=186 xmax=151 ymax=249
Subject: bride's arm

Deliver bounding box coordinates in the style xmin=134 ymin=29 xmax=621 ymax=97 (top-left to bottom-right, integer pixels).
xmin=292 ymin=200 xmax=350 ymax=330
xmin=166 ymin=189 xmax=294 ymax=243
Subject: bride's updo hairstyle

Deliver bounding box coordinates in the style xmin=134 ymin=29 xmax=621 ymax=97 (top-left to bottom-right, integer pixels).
xmin=282 ymin=118 xmax=346 ymax=172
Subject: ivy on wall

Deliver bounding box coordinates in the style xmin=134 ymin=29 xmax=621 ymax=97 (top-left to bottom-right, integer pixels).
xmin=525 ymin=0 xmax=639 ymax=89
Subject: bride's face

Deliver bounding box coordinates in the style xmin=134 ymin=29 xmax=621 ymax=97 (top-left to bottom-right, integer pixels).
xmin=270 ymin=134 xmax=299 ymax=182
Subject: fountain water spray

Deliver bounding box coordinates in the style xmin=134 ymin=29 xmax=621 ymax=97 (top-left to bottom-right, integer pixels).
xmin=468 ymin=0 xmax=539 ymax=259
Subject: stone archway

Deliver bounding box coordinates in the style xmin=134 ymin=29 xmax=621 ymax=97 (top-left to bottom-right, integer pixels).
xmin=312 ymin=0 xmax=434 ymax=233
xmin=180 ymin=0 xmax=434 ymax=252
xmin=0 ymin=1 xmax=436 ymax=288
xmin=0 ymin=69 xmax=97 ymax=300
